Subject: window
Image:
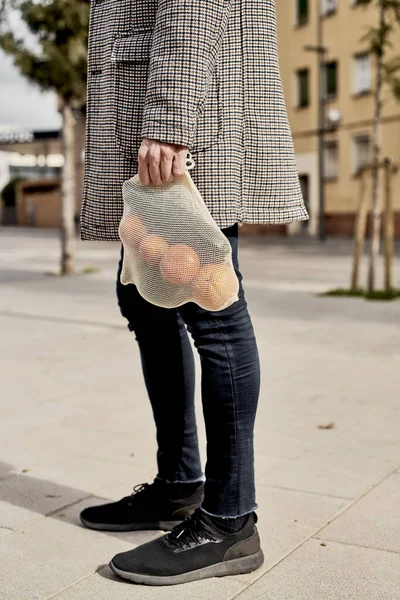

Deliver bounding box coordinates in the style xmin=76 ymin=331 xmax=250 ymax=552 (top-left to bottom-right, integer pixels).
xmin=323 ymin=61 xmax=338 ymax=99
xmin=321 ymin=0 xmax=337 ymax=15
xmin=353 ymin=135 xmax=371 ymax=173
xmin=296 ymin=0 xmax=309 ymax=26
xmin=297 ymin=69 xmax=310 ymax=107
xmin=353 ymin=54 xmax=371 ymax=94
xmin=324 ymin=141 xmax=339 ymax=179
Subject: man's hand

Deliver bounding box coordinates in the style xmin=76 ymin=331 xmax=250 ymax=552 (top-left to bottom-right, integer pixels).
xmin=138 ymin=138 xmax=189 ymax=186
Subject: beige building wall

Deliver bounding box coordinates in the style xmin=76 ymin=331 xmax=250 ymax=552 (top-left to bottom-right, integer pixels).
xmin=15 ymin=180 xmax=61 ymax=228
xmin=277 ymin=0 xmax=400 ymax=237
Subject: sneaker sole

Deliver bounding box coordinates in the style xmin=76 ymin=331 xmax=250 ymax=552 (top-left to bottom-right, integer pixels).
xmin=80 ymin=517 xmax=183 ymax=531
xmin=109 ymin=549 xmax=264 ymax=586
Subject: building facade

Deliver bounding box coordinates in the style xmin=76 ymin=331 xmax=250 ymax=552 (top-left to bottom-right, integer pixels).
xmin=0 ymin=117 xmax=85 ymax=227
xmin=277 ymin=0 xmax=400 ymax=237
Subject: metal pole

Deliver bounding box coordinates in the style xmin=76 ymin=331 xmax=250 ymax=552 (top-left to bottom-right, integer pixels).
xmin=317 ymin=3 xmax=325 ymax=242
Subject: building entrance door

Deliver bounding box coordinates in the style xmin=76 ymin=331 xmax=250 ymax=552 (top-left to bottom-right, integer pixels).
xmin=299 ymin=174 xmax=310 ymax=233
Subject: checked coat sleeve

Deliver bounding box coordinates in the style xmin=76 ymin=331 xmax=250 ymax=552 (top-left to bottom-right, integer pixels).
xmin=141 ymin=0 xmax=232 ymax=147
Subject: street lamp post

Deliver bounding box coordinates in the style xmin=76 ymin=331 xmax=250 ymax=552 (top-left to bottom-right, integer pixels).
xmin=304 ymin=3 xmax=327 ymax=242
xmin=317 ymin=10 xmax=326 ymax=242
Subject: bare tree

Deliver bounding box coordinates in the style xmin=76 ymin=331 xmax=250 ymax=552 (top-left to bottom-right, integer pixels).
xmin=358 ymin=0 xmax=400 ymax=292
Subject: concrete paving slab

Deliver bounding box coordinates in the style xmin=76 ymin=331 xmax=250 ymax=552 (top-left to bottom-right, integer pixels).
xmin=253 ymin=339 xmax=400 ymax=454
xmin=343 ymin=409 xmax=400 ymax=447
xmin=0 ymin=415 xmax=159 ymax=472
xmin=0 ymin=498 xmax=158 ymax=600
xmin=2 ymin=230 xmax=400 ymax=599
xmin=263 ymin=434 xmax=400 ymax=499
xmin=0 ymin=501 xmax=42 ymax=530
xmin=13 ymin=458 xmax=155 ymax=505
xmin=254 ymin=428 xmax=314 ymax=480
xmin=60 ymin=404 xmax=162 ymax=438
xmin=0 ymin=475 xmax=88 ymax=529
xmin=49 ymin=566 xmax=245 ymax=600
xmin=236 ymin=538 xmax=400 ymax=600
xmin=52 ymin=497 xmax=164 ymax=547
xmin=0 ymin=527 xmax=11 ymax=539
xmin=0 ymin=462 xmax=15 ymax=479
xmin=1 ymin=422 xmax=154 ymax=467
xmin=319 ymin=469 xmax=400 ymax=553
xmin=235 ymin=485 xmax=346 ymax=583
xmin=56 ymin=456 xmax=157 ymax=502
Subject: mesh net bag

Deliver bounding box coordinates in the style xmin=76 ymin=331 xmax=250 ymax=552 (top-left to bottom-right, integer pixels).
xmin=118 ymin=166 xmax=239 ymax=311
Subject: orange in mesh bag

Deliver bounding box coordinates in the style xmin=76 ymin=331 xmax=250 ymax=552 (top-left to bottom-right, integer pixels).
xmin=118 ymin=163 xmax=239 ymax=312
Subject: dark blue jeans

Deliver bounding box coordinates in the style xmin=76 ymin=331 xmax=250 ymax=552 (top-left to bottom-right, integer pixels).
xmin=116 ymin=224 xmax=261 ymax=518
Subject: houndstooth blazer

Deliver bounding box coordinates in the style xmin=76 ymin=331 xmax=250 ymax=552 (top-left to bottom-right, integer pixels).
xmin=80 ymin=0 xmax=308 ymax=241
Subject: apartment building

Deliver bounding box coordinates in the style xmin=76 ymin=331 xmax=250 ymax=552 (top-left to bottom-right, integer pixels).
xmin=277 ymin=0 xmax=400 ymax=237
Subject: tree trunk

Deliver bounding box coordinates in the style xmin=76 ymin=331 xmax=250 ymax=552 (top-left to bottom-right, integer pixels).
xmin=367 ymin=6 xmax=385 ymax=293
xmin=383 ymin=159 xmax=394 ymax=291
xmin=60 ymin=100 xmax=76 ymax=275
xmin=351 ymin=169 xmax=368 ymax=291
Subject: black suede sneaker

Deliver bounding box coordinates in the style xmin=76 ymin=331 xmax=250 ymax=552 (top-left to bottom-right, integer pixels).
xmin=109 ymin=508 xmax=264 ymax=585
xmin=80 ymin=479 xmax=204 ymax=531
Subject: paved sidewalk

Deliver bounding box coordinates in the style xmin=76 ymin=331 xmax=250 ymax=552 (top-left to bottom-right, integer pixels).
xmin=1 ymin=227 xmax=400 ymax=599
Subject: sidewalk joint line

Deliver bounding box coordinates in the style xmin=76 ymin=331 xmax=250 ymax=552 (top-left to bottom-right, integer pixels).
xmin=2 ymin=495 xmax=96 ymax=537
xmin=312 ymin=536 xmax=400 ymax=556
xmin=257 ymin=418 xmax=367 ymax=481
xmin=256 ymin=483 xmax=351 ymax=501
xmin=42 ymin=570 xmax=97 ymax=600
xmin=45 ymin=495 xmax=95 ymax=519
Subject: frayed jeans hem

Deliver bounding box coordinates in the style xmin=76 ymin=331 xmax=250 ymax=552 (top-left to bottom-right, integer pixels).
xmin=156 ymin=475 xmax=205 ymax=484
xmin=200 ymin=504 xmax=258 ymax=519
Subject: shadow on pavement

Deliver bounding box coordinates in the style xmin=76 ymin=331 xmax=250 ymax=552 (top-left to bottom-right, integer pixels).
xmin=0 ymin=460 xmax=163 ymax=548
